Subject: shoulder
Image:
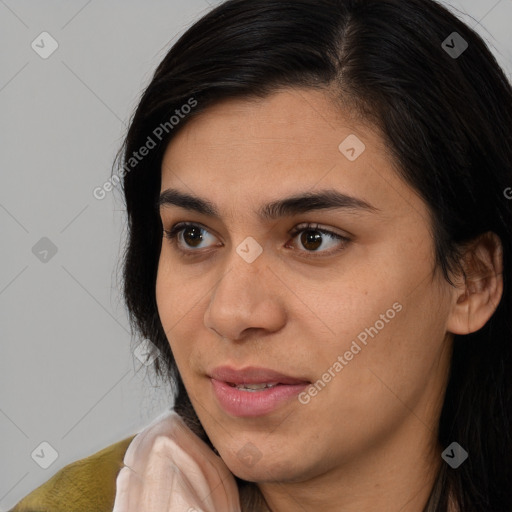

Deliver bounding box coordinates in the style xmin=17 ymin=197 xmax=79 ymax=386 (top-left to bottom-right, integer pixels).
xmin=8 ymin=434 xmax=136 ymax=512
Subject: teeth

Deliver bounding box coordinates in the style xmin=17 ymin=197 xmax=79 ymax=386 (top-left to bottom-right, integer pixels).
xmin=230 ymin=382 xmax=279 ymax=391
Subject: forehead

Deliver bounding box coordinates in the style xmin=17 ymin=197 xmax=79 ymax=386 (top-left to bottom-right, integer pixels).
xmin=163 ymin=88 xmax=380 ymax=164
xmin=159 ymin=88 xmax=423 ymax=222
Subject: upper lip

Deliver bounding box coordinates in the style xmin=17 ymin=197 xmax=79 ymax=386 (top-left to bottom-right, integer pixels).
xmin=209 ymin=366 xmax=310 ymax=385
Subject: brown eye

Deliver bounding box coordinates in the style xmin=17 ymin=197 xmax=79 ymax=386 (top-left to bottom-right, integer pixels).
xmin=300 ymin=230 xmax=323 ymax=251
xmin=182 ymin=226 xmax=204 ymax=248
xmin=163 ymin=222 xmax=219 ymax=253
xmin=288 ymin=223 xmax=351 ymax=257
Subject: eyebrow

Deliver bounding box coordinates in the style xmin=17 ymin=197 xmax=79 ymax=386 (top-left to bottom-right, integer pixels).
xmin=157 ymin=188 xmax=379 ymax=220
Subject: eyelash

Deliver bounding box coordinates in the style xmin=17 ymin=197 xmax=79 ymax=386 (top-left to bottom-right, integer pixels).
xmin=163 ymin=222 xmax=350 ymax=260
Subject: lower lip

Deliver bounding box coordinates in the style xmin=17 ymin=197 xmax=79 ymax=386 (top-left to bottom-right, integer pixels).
xmin=210 ymin=379 xmax=309 ymax=417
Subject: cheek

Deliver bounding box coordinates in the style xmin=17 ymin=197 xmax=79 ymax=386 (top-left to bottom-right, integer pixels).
xmin=155 ymin=260 xmax=189 ymax=353
xmin=317 ymin=285 xmax=450 ymax=422
xmin=156 ymin=264 xmax=173 ymax=333
xmin=155 ymin=256 xmax=209 ymax=372
xmin=305 ymin=259 xmax=451 ymax=403
xmin=156 ymin=251 xmax=196 ymax=326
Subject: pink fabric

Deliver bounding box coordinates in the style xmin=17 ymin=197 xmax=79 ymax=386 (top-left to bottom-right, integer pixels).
xmin=112 ymin=410 xmax=241 ymax=512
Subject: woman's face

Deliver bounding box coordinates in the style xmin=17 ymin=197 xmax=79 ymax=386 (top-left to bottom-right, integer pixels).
xmin=156 ymin=88 xmax=455 ymax=486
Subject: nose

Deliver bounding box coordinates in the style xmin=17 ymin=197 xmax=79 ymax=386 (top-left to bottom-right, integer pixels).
xmin=203 ymin=250 xmax=287 ymax=342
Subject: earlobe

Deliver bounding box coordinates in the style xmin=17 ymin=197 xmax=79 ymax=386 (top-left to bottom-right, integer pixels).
xmin=447 ymin=232 xmax=504 ymax=335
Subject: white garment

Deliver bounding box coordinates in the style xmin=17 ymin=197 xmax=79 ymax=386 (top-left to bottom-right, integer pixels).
xmin=112 ymin=410 xmax=241 ymax=512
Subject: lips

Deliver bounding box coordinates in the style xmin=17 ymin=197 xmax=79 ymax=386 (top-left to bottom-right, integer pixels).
xmin=208 ymin=366 xmax=311 ymax=417
xmin=209 ymin=365 xmax=310 ymax=386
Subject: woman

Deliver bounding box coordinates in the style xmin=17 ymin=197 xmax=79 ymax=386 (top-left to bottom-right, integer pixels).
xmin=10 ymin=0 xmax=512 ymax=511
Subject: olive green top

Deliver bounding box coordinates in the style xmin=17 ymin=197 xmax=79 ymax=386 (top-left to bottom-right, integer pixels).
xmin=8 ymin=434 xmax=136 ymax=512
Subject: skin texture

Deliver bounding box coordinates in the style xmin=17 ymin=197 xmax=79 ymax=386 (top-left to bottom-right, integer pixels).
xmin=155 ymin=88 xmax=503 ymax=512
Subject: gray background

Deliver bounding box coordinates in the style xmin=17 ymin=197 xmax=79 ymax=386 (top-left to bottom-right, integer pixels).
xmin=0 ymin=0 xmax=511 ymax=509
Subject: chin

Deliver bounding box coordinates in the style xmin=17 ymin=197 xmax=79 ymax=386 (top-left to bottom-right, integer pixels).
xmin=221 ymin=448 xmax=310 ymax=483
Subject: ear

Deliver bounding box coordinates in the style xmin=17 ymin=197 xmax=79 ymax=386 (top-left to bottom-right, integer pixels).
xmin=447 ymin=232 xmax=504 ymax=335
